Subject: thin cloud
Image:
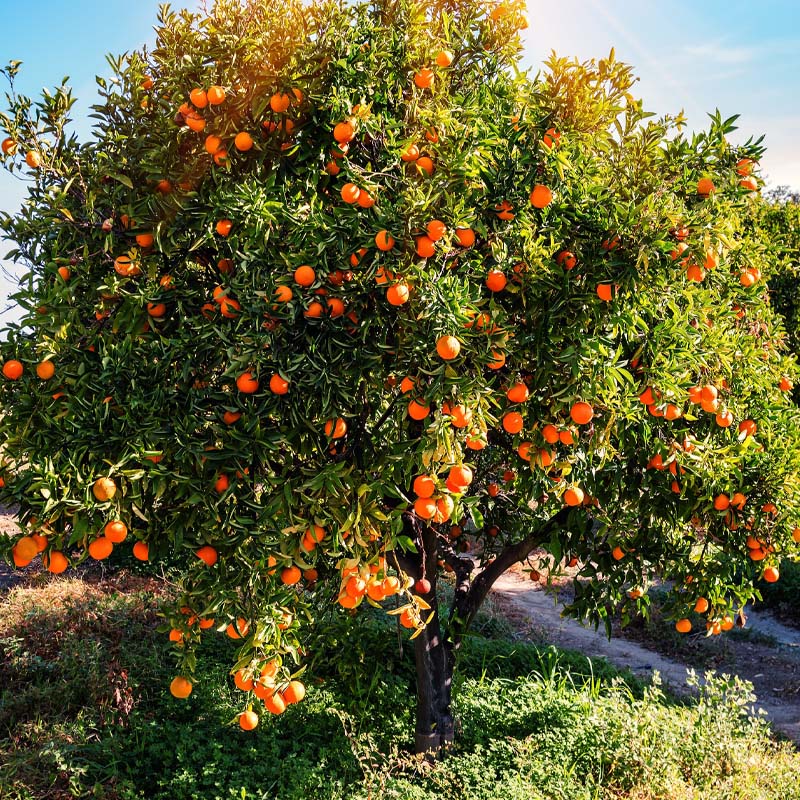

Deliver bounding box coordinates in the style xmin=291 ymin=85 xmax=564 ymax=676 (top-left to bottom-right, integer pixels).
xmin=681 ymin=42 xmax=758 ymax=66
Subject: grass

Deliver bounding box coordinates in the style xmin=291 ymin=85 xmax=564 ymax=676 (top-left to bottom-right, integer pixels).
xmin=1 ymin=573 xmax=799 ymax=800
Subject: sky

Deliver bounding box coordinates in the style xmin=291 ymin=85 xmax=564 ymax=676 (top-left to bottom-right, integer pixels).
xmin=0 ymin=0 xmax=798 ymax=325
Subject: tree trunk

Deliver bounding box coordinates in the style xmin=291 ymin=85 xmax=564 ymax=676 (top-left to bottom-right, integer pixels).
xmin=413 ymin=602 xmax=456 ymax=754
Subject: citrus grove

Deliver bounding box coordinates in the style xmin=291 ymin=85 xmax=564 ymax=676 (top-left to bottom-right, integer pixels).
xmin=1 ymin=0 xmax=800 ymax=752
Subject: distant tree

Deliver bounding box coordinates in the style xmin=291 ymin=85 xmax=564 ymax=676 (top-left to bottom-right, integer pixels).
xmin=1 ymin=0 xmax=799 ymax=752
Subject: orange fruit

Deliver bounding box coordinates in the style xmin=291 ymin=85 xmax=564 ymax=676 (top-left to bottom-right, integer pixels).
xmin=686 ymin=263 xmax=705 ymax=282
xmin=340 ymin=183 xmax=361 ymax=204
xmin=207 ymin=85 xmax=226 ymax=105
xmin=264 ymin=692 xmax=286 ymax=715
xmin=170 ymin=676 xmax=193 ymax=698
xmin=779 ymin=377 xmax=793 ymax=392
xmin=715 ymin=410 xmax=733 ymax=428
xmin=213 ymin=149 xmax=228 ymax=166
xmin=57 ymin=266 xmax=71 ymax=281
xmin=239 ymin=710 xmax=259 ymax=730
xmin=694 ymin=597 xmax=709 ymax=613
xmin=234 ymin=131 xmax=254 ymax=151
xmin=387 ymin=282 xmax=410 ymax=306
xmin=713 ymin=494 xmax=730 ymax=511
xmin=570 ymin=401 xmax=593 ymax=425
xmin=293 ymin=265 xmax=316 ymax=286
xmin=763 ymin=566 xmax=779 ymax=583
xmin=414 ymin=497 xmax=437 ymax=519
xmin=542 ymin=424 xmax=559 ymax=444
xmin=408 ymin=399 xmax=430 ymax=420
xmin=269 ymin=374 xmax=289 ymax=395
xmin=696 ymin=177 xmax=715 ymax=197
xmin=436 ymin=335 xmax=461 ymax=360
xmin=270 ymin=92 xmax=291 ymax=113
xmin=414 ymin=68 xmax=434 ymax=89
xmin=356 ymin=189 xmax=375 ymax=208
xmin=736 ymin=158 xmax=754 ymax=176
xmin=596 ymin=283 xmax=613 ymax=302
xmin=375 ymin=230 xmax=395 ymax=251
xmin=88 ymin=536 xmax=113 ymax=560
xmin=427 ymin=220 xmax=447 ymax=241
xmin=502 ymin=411 xmax=524 ymax=434
xmin=486 ymin=269 xmax=507 ymax=292
xmin=739 ymin=176 xmax=758 ymax=191
xmin=324 ymin=418 xmax=348 ymax=438
xmin=132 ymin=541 xmax=149 ymax=561
xmin=205 ymin=134 xmax=222 ymax=154
xmin=281 ymin=565 xmax=301 ymax=585
xmin=564 ymin=487 xmax=584 ymax=506
xmin=283 ymin=680 xmax=306 ymax=704
xmin=675 ymin=618 xmax=692 ymax=634
xmin=44 ymin=551 xmax=68 ymax=574
xmin=559 ymin=430 xmax=575 ymax=445
xmin=449 ymin=465 xmax=473 ymax=488
xmin=189 ymin=87 xmax=208 ymax=108
xmin=435 ymin=50 xmax=454 ymax=67
xmin=488 ymin=351 xmax=505 ymax=370
xmin=454 ymin=228 xmax=475 ymax=247
xmin=214 ymin=474 xmax=230 ymax=493
xmin=273 ymin=285 xmax=293 ymax=303
xmin=35 ymin=361 xmax=55 ymax=380
xmin=1 ymin=137 xmax=17 ymax=155
xmin=400 ymin=143 xmax=420 ymax=162
xmin=506 ymin=382 xmax=529 ymax=403
xmin=236 ymin=372 xmax=259 ymax=394
xmin=333 ymin=121 xmax=355 ymax=143
xmin=2 ymin=359 xmax=23 ymax=380
xmin=529 ymin=184 xmax=553 ymax=208
xmin=415 ymin=156 xmax=434 ymax=176
xmin=413 ymin=474 xmax=436 ymax=498
xmin=556 ymin=250 xmax=576 ymax=270
xmin=147 ymin=302 xmax=167 ymax=317
xmin=104 ymin=520 xmax=128 ymax=543
xmin=416 ymin=235 xmax=435 ymax=258
xmin=196 ymin=545 xmax=218 ymax=566
xmin=542 ymin=127 xmax=561 ymax=148
xmin=216 ymin=219 xmax=233 ymax=237
xmin=25 ymin=150 xmax=41 ymax=169
xmin=93 ymin=477 xmax=117 ymax=501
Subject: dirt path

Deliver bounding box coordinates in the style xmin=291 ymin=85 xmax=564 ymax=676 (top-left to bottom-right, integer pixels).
xmin=491 ymin=568 xmax=800 ymax=744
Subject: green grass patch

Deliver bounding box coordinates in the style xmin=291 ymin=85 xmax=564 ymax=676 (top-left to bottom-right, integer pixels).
xmin=1 ymin=575 xmax=799 ymax=800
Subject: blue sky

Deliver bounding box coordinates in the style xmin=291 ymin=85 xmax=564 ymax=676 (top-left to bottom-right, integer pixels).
xmin=1 ymin=0 xmax=798 ymax=324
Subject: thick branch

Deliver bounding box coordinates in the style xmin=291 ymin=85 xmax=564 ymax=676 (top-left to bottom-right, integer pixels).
xmin=455 ymin=507 xmax=573 ymax=638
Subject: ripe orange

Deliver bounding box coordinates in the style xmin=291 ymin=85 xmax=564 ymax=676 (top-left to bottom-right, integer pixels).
xmin=2 ymin=359 xmax=23 ymax=380
xmin=25 ymin=151 xmax=41 ymax=169
xmin=449 ymin=465 xmax=473 ymax=488
xmin=213 ymin=149 xmax=228 ymax=166
xmin=739 ymin=176 xmax=758 ymax=191
xmin=207 ymin=85 xmax=226 ymax=105
xmin=35 ymin=361 xmax=55 ymax=380
xmin=408 ymin=399 xmax=430 ymax=420
xmin=738 ymin=419 xmax=757 ymax=437
xmin=294 ymin=265 xmax=316 ymax=286
xmin=147 ymin=302 xmax=167 ymax=317
xmin=386 ymin=282 xmax=410 ymax=305
xmin=713 ymin=494 xmax=730 ymax=511
xmin=375 ymin=230 xmax=395 ymax=251
xmin=324 ymin=418 xmax=348 ymax=438
xmin=454 ymin=228 xmax=475 ymax=247
xmin=341 ymin=183 xmax=361 ymax=204
xmin=205 ymin=134 xmax=222 ymax=154
xmin=502 ymin=411 xmax=524 ymax=434
xmin=415 ymin=156 xmax=434 ymax=176
xmin=675 ymin=618 xmax=692 ymax=634
xmin=189 ymin=87 xmax=208 ymax=108
xmin=400 ymin=143 xmax=420 ymax=162
xmin=596 ymin=283 xmax=613 ymax=302
xmin=696 ymin=177 xmax=715 ymax=197
xmin=170 ymin=676 xmax=193 ymax=699
xmin=234 ymin=131 xmax=254 ymax=151
xmin=93 ymin=477 xmax=117 ymax=501
xmin=88 ymin=536 xmax=114 ymax=560
xmin=715 ymin=410 xmax=733 ymax=428
xmin=196 ymin=545 xmax=218 ymax=566
xmin=264 ymin=691 xmax=286 ymax=715
xmin=44 ymin=551 xmax=68 ymax=574
xmin=427 ymin=220 xmax=447 ymax=241
xmin=270 ymin=92 xmax=291 ymax=113
xmin=488 ymin=351 xmax=506 ymax=370
xmin=185 ymin=112 xmax=206 ymax=132
xmin=216 ymin=219 xmax=233 ymax=237
xmin=414 ymin=68 xmax=434 ymax=89
xmin=57 ymin=266 xmax=71 ymax=281
xmin=219 ymin=297 xmax=240 ymax=318
xmin=214 ymin=474 xmax=229 ymax=493
xmin=281 ymin=565 xmax=302 ymax=585
xmin=416 ymin=235 xmax=435 ymax=258
xmin=436 ymin=335 xmax=461 ymax=360
xmin=435 ymin=50 xmax=454 ymax=67
xmin=226 ymin=618 xmax=250 ymax=639
xmin=529 ymin=184 xmax=553 ymax=208
xmin=506 ymin=382 xmax=529 ymax=403
xmin=542 ymin=424 xmax=559 ymax=444
xmin=694 ymin=597 xmax=709 ymax=613
xmin=542 ymin=127 xmax=561 ymax=148
xmin=283 ymin=680 xmax=306 ymax=704
xmin=414 ymin=497 xmax=437 ymax=519
xmin=570 ymin=401 xmax=593 ymax=425
xmin=1 ymin=137 xmax=17 ymax=155
xmin=564 ymin=487 xmax=584 ymax=506
xmin=736 ymin=158 xmax=754 ymax=176
xmin=559 ymin=429 xmax=575 ymax=445
xmin=763 ymin=566 xmax=779 ymax=583
xmin=105 ymin=520 xmax=128 ymax=543
xmin=780 ymin=377 xmax=793 ymax=392
xmin=413 ymin=474 xmax=436 ymax=498
xmin=486 ymin=269 xmax=507 ymax=292
xmin=132 ymin=541 xmax=149 ymax=561
xmin=356 ymin=189 xmax=375 ymax=208
xmin=517 ymin=441 xmax=532 ymax=461
xmin=686 ymin=263 xmax=705 ymax=282
xmin=333 ymin=121 xmax=355 ymax=143
xmin=269 ymin=374 xmax=289 ymax=395
xmin=274 ymin=285 xmax=293 ymax=303
xmin=556 ymin=250 xmax=576 ymax=270
xmin=236 ymin=372 xmax=259 ymax=394
xmin=239 ymin=710 xmax=259 ymax=730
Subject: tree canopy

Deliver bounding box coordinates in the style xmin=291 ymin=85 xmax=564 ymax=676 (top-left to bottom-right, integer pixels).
xmin=1 ymin=0 xmax=799 ymax=741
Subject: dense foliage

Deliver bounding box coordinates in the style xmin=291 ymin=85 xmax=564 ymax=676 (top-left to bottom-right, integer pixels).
xmin=1 ymin=0 xmax=799 ymax=741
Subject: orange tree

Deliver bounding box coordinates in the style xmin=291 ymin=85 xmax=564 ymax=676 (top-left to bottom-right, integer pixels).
xmin=2 ymin=0 xmax=800 ymax=752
